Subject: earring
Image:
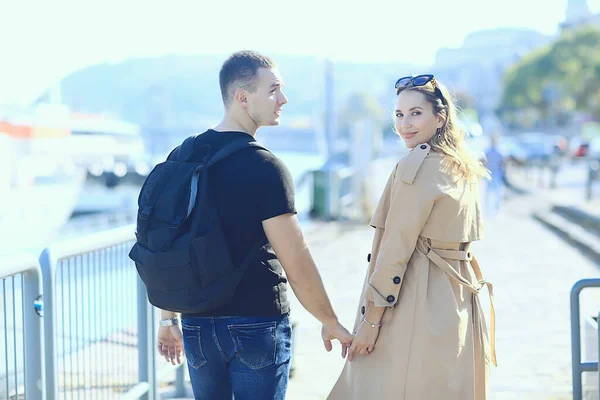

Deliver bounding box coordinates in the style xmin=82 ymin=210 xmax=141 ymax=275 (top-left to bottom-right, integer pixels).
xmin=437 ymin=128 xmax=442 ymax=140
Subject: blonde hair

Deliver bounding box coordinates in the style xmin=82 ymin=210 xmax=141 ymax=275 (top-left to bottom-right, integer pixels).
xmin=396 ymin=82 xmax=490 ymax=182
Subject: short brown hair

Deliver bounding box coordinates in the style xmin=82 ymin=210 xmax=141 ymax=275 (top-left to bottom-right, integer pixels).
xmin=219 ymin=51 xmax=277 ymax=106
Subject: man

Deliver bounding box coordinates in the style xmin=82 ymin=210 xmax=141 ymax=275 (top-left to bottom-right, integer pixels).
xmin=156 ymin=50 xmax=353 ymax=399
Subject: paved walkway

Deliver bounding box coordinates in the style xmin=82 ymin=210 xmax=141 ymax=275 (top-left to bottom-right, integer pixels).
xmin=285 ymin=181 xmax=600 ymax=399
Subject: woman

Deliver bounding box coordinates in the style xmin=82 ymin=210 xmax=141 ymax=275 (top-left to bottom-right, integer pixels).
xmin=328 ymin=75 xmax=496 ymax=400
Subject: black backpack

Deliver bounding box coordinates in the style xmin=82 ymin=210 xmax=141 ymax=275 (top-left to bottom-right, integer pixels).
xmin=129 ymin=134 xmax=269 ymax=313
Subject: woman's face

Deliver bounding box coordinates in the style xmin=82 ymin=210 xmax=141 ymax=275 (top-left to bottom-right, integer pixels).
xmin=394 ymin=89 xmax=443 ymax=149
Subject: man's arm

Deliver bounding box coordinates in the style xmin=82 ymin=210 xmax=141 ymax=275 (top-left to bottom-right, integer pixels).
xmin=160 ymin=309 xmax=179 ymax=321
xmin=263 ymin=213 xmax=336 ymax=325
xmin=262 ymin=213 xmax=353 ymax=350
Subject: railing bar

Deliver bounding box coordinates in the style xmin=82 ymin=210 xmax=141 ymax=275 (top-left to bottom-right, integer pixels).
xmin=21 ymin=276 xmax=27 ymax=399
xmin=93 ymin=251 xmax=98 ymax=400
xmin=120 ymin=245 xmax=127 ymax=390
xmin=12 ymin=276 xmax=18 ymax=399
xmin=61 ymin=260 xmax=67 ymax=399
xmin=85 ymin=252 xmax=91 ymax=400
xmin=74 ymin=255 xmax=80 ymax=397
xmin=79 ymin=255 xmax=86 ymax=398
xmin=597 ymin=311 xmax=600 ymax=397
xmin=570 ymin=279 xmax=600 ymax=400
xmin=68 ymin=258 xmax=74 ymax=400
xmin=102 ymin=248 xmax=108 ymax=396
xmin=4 ymin=279 xmax=10 ymax=399
xmin=124 ymin=244 xmax=132 ymax=389
xmin=116 ymin=246 xmax=122 ymax=392
xmin=112 ymin=246 xmax=118 ymax=398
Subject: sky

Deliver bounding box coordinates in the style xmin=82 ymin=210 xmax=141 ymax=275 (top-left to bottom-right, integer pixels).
xmin=0 ymin=0 xmax=599 ymax=105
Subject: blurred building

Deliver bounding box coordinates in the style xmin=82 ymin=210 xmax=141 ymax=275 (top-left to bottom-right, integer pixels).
xmin=561 ymin=0 xmax=600 ymax=31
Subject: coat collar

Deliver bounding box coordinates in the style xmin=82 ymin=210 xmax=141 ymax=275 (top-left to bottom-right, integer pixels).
xmin=399 ymin=143 xmax=430 ymax=184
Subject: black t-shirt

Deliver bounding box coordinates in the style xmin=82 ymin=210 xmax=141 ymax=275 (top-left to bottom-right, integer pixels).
xmin=182 ymin=129 xmax=295 ymax=317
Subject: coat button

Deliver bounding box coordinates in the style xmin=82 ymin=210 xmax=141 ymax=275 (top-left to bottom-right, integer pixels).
xmin=361 ymin=306 xmax=365 ymax=315
xmin=386 ymin=295 xmax=395 ymax=303
xmin=367 ymin=253 xmax=371 ymax=262
xmin=393 ymin=276 xmax=401 ymax=284
xmin=420 ymin=144 xmax=427 ymax=150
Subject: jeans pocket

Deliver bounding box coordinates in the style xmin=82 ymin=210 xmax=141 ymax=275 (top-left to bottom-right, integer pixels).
xmin=182 ymin=325 xmax=208 ymax=369
xmin=228 ymin=321 xmax=277 ymax=370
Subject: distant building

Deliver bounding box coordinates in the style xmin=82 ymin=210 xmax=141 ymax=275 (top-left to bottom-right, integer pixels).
xmin=560 ymin=0 xmax=600 ymax=31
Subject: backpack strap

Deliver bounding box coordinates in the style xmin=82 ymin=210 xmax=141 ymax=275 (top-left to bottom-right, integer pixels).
xmin=178 ymin=136 xmax=196 ymax=161
xmin=186 ymin=164 xmax=205 ymax=219
xmin=177 ymin=134 xmax=269 ymax=164
xmin=184 ymin=138 xmax=269 ymax=220
xmin=178 ymin=134 xmax=206 ymax=162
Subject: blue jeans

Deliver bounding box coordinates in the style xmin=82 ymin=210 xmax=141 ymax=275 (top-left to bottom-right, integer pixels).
xmin=181 ymin=314 xmax=292 ymax=400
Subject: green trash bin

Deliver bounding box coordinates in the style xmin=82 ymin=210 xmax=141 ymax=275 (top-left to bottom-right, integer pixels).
xmin=311 ymin=169 xmax=328 ymax=219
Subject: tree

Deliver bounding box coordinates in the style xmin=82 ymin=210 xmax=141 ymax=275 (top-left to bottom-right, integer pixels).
xmin=499 ymin=26 xmax=600 ymax=126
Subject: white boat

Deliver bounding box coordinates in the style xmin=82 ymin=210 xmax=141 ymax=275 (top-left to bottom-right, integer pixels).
xmin=0 ymin=103 xmax=86 ymax=256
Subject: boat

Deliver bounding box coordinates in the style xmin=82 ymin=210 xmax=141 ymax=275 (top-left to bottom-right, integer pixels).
xmin=0 ymin=102 xmax=86 ymax=255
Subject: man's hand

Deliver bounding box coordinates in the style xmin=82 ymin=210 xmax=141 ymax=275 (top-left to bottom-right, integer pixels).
xmin=347 ymin=321 xmax=380 ymax=362
xmin=157 ymin=325 xmax=183 ymax=365
xmin=321 ymin=322 xmax=354 ymax=358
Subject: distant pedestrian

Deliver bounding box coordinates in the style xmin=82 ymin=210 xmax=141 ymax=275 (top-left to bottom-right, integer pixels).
xmin=484 ymin=135 xmax=505 ymax=217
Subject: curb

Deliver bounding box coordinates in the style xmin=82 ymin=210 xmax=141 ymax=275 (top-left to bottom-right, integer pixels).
xmin=533 ymin=210 xmax=600 ymax=264
xmin=552 ymin=205 xmax=600 ymax=238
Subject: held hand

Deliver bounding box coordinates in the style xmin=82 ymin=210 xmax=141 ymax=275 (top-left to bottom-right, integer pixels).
xmin=157 ymin=325 xmax=184 ymax=365
xmin=321 ymin=322 xmax=354 ymax=358
xmin=348 ymin=321 xmax=380 ymax=362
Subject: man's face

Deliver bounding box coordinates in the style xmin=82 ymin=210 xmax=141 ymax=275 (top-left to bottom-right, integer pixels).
xmin=246 ymin=67 xmax=288 ymax=127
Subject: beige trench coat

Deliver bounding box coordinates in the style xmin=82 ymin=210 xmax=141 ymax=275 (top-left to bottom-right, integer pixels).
xmin=328 ymin=143 xmax=496 ymax=400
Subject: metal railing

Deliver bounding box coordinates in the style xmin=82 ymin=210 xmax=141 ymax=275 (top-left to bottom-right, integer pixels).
xmin=39 ymin=224 xmax=186 ymax=399
xmin=570 ymin=278 xmax=600 ymax=400
xmin=0 ymin=253 xmax=44 ymax=400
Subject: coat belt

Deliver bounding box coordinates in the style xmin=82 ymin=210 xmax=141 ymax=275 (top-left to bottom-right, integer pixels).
xmin=420 ymin=238 xmax=497 ymax=367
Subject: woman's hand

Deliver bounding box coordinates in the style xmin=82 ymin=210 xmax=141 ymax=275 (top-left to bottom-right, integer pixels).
xmin=348 ymin=320 xmax=380 ymax=362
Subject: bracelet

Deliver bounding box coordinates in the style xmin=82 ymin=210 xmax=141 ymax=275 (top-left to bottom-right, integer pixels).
xmin=159 ymin=318 xmax=180 ymax=327
xmin=362 ymin=317 xmax=381 ymax=328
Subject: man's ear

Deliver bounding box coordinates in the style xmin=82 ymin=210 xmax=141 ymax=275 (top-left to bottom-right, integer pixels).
xmin=234 ymin=90 xmax=249 ymax=108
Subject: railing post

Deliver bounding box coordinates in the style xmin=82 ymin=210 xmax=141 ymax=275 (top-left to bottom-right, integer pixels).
xmin=571 ymin=279 xmax=600 ymax=400
xmin=137 ymin=276 xmax=156 ymax=400
xmin=571 ymin=281 xmax=583 ymax=400
xmin=23 ymin=264 xmax=46 ymax=399
xmin=39 ymin=248 xmax=58 ymax=400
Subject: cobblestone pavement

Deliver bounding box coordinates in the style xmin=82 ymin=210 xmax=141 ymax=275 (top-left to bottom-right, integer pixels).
xmin=286 ymin=173 xmax=600 ymax=400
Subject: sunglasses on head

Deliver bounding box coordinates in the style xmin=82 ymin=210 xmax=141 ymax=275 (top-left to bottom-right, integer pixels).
xmin=394 ymin=74 xmax=447 ymax=106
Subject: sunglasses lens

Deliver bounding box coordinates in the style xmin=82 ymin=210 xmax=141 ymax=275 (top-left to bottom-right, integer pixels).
xmin=412 ymin=75 xmax=431 ymax=86
xmin=396 ymin=77 xmax=412 ymax=88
